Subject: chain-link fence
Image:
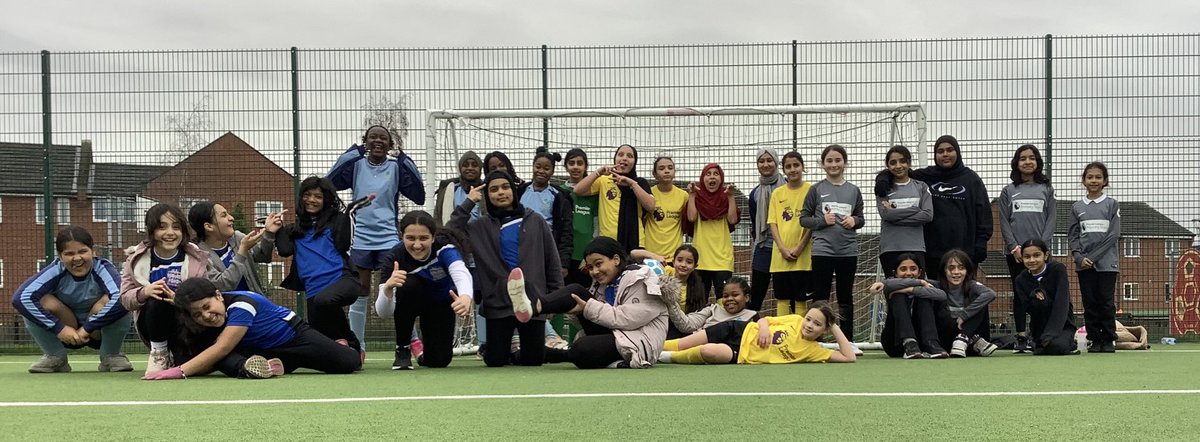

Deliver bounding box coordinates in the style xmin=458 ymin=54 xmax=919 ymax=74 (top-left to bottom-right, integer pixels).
xmin=1 ymin=34 xmax=1198 ymax=353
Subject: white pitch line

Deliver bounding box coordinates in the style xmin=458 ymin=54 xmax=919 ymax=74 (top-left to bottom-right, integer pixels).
xmin=3 ymin=390 xmax=1200 ymax=407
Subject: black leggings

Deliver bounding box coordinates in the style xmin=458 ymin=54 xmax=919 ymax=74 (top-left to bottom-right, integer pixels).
xmin=393 ymin=276 xmax=457 ymax=368
xmin=1006 ymin=254 xmax=1029 ymax=333
xmin=214 ymin=320 xmax=361 ymax=377
xmin=811 ymin=255 xmax=858 ymax=340
xmin=1078 ymin=269 xmax=1118 ymax=344
xmin=533 ymin=283 xmax=626 ymax=369
xmin=484 ymin=316 xmax=546 ymax=367
xmin=696 ymin=270 xmax=732 ymax=304
xmin=880 ymin=296 xmax=941 ymax=357
xmin=136 ymin=298 xmax=218 ymax=363
xmin=306 ymin=276 xmax=362 ymax=351
xmin=932 ymin=302 xmax=990 ymax=349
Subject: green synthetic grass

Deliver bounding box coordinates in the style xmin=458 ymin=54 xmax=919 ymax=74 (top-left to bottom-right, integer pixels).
xmin=3 ymin=346 xmax=1200 ymax=441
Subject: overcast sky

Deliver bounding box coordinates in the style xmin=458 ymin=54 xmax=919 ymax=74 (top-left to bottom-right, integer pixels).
xmin=2 ymin=0 xmax=1199 ymax=50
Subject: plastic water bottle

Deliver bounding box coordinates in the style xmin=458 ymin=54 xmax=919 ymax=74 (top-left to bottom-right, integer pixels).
xmin=1161 ymin=337 xmax=1177 ymax=345
xmin=1075 ymin=326 xmax=1088 ymax=353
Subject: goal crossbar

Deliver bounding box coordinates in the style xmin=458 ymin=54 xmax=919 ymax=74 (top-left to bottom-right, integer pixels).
xmin=427 ymin=102 xmax=926 ymax=120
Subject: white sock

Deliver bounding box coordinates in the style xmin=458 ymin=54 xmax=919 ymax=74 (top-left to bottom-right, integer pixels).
xmin=658 ymin=351 xmax=674 ymax=364
xmin=150 ymin=341 xmax=169 ymax=352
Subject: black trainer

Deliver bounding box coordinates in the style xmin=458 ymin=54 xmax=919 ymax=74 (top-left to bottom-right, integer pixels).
xmin=393 ymin=345 xmax=413 ymax=370
xmin=902 ymin=340 xmax=923 ymax=359
xmin=1013 ymin=335 xmax=1031 ymax=354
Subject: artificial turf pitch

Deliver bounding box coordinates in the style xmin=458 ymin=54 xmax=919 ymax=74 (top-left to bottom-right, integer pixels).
xmin=2 ymin=345 xmax=1199 ymax=441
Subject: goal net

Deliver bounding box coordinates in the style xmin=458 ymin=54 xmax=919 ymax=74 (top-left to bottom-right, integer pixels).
xmin=426 ymin=103 xmax=928 ymax=349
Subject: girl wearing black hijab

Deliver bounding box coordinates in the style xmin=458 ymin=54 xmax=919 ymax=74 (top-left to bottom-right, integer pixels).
xmin=573 ymin=144 xmax=656 ymax=253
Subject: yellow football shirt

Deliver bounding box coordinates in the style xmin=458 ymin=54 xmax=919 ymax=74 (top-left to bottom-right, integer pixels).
xmin=644 ymin=185 xmax=688 ymax=259
xmin=588 ymin=174 xmax=645 ymax=247
xmin=768 ymin=182 xmax=813 ymax=273
xmin=694 ymin=217 xmax=734 ymax=272
xmin=736 ymin=315 xmax=834 ymax=364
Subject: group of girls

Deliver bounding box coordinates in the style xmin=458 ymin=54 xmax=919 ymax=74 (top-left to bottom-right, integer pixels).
xmin=11 ymin=128 xmax=1125 ymax=378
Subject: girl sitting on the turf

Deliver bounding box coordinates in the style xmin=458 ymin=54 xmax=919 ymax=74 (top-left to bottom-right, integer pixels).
xmin=870 ymin=253 xmax=947 ymax=359
xmin=634 ymin=244 xmax=706 ymax=339
xmin=658 ymin=302 xmax=856 ymax=364
xmin=663 ymin=276 xmax=757 ymax=338
xmin=1014 ymin=239 xmax=1079 ymax=355
xmin=120 ymin=203 xmax=215 ymax=377
xmin=506 ymin=236 xmax=670 ymax=369
xmin=447 ymin=170 xmax=564 ymax=368
xmin=375 ymin=210 xmax=474 ymax=370
xmin=275 ymin=176 xmax=374 ymax=353
xmin=145 ymin=277 xmax=362 ymax=379
xmin=931 ymin=250 xmax=998 ymax=358
xmin=13 ymin=226 xmax=133 ymax=373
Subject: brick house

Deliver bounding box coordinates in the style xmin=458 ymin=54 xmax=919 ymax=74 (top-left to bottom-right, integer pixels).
xmin=0 ymin=133 xmax=295 ymax=345
xmin=981 ymin=199 xmax=1193 ymax=324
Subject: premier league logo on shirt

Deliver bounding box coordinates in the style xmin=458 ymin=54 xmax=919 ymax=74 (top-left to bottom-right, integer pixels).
xmin=782 ymin=207 xmax=795 ymax=222
xmin=653 ymin=207 xmax=666 ymax=221
xmin=606 ymin=188 xmax=619 ymax=201
xmin=772 ymin=330 xmax=787 ymax=344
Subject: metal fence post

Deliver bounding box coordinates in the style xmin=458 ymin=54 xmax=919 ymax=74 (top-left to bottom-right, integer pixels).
xmin=1044 ymin=34 xmax=1053 ymax=178
xmin=791 ymin=40 xmax=798 ymax=152
xmin=290 ymin=46 xmax=306 ymax=316
xmin=541 ymin=44 xmax=549 ymax=148
xmin=41 ymin=50 xmax=53 ymax=262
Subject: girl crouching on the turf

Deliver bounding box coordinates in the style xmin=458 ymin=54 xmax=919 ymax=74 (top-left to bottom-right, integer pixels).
xmin=144 ymin=278 xmax=362 ymax=379
xmin=662 ymin=276 xmax=757 ymax=340
xmin=375 ymin=210 xmax=474 ymax=370
xmin=120 ymin=203 xmax=215 ymax=376
xmin=13 ymin=226 xmax=133 ymax=373
xmin=507 ymin=236 xmax=670 ymax=369
xmin=658 ymin=302 xmax=856 ymax=365
xmin=1014 ymin=239 xmax=1079 ymax=356
xmin=871 ymin=253 xmax=948 ymax=359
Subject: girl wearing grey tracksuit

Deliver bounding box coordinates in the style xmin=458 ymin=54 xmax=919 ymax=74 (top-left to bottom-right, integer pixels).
xmin=1068 ymin=162 xmax=1120 ymax=353
xmin=800 ymin=145 xmax=864 ymax=341
xmin=998 ymin=144 xmax=1055 ymax=353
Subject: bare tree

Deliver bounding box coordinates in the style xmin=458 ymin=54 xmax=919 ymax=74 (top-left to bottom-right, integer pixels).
xmin=361 ymin=95 xmax=410 ymax=151
xmin=163 ymin=95 xmax=215 ymax=165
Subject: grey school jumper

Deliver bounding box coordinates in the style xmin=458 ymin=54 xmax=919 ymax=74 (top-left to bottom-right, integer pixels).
xmin=1067 ymin=195 xmax=1121 ymax=273
xmin=999 ymin=182 xmax=1056 ymax=252
xmin=800 ymin=180 xmax=865 ymax=257
xmin=878 ymin=180 xmax=933 ymax=253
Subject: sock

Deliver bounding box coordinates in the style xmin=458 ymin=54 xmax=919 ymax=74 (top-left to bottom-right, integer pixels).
xmin=349 ymin=296 xmax=368 ymax=351
xmin=902 ymin=338 xmax=916 ymax=346
xmin=670 ymin=346 xmax=706 ymax=364
xmin=795 ymin=301 xmax=807 ymax=315
xmin=658 ymin=351 xmax=674 ymax=363
xmin=150 ymin=341 xmax=169 ymax=352
xmin=662 ymin=339 xmax=680 ymax=352
xmin=777 ymin=301 xmax=791 ymax=316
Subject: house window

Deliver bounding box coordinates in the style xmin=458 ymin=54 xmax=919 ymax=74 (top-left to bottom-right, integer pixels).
xmin=0 ymin=196 xmax=4 ymax=223
xmin=1165 ymin=240 xmax=1181 ymax=259
xmin=1051 ymin=236 xmax=1067 ymax=257
xmin=93 ymin=197 xmax=138 ymax=223
xmin=1122 ymin=283 xmax=1139 ymax=301
xmin=1122 ymin=238 xmax=1140 ymax=257
xmin=35 ymin=197 xmax=71 ymax=225
xmin=0 ymin=259 xmax=4 ymax=288
xmin=260 ymin=262 xmax=285 ymax=288
xmin=255 ymin=201 xmax=284 ymax=226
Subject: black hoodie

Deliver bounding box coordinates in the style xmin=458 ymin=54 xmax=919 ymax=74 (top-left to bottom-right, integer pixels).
xmin=908 ymin=135 xmax=992 ymax=264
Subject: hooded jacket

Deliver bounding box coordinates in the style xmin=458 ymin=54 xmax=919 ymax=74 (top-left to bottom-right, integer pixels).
xmin=119 ymin=241 xmax=213 ymax=313
xmin=909 ymin=136 xmax=993 ymax=263
xmin=581 ymin=265 xmax=671 ymax=368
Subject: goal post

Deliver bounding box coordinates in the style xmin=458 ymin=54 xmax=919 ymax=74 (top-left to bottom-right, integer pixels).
xmin=427 ymin=103 xmax=927 ymax=348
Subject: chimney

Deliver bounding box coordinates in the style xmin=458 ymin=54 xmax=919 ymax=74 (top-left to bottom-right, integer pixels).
xmin=76 ymin=139 xmax=93 ymax=200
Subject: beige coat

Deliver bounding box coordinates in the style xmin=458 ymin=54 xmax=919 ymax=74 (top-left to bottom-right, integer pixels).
xmin=581 ymin=265 xmax=672 ymax=368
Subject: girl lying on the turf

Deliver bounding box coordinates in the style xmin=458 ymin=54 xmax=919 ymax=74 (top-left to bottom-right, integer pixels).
xmin=143 ymin=278 xmax=362 ymax=379
xmin=13 ymin=226 xmax=133 ymax=373
xmin=871 ymin=253 xmax=948 ymax=359
xmin=375 ymin=210 xmax=473 ymax=370
xmin=1014 ymin=239 xmax=1079 ymax=355
xmin=664 ymin=276 xmax=757 ymax=337
xmin=658 ymin=302 xmax=856 ymax=365
xmin=507 ymin=236 xmax=670 ymax=369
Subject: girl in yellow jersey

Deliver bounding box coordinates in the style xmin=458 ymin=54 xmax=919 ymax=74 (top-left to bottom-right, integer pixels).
xmin=686 ymin=163 xmax=740 ymax=303
xmin=658 ymin=302 xmax=856 ymax=364
xmin=769 ymin=151 xmax=814 ymax=315
xmin=644 ymin=157 xmax=688 ymax=260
